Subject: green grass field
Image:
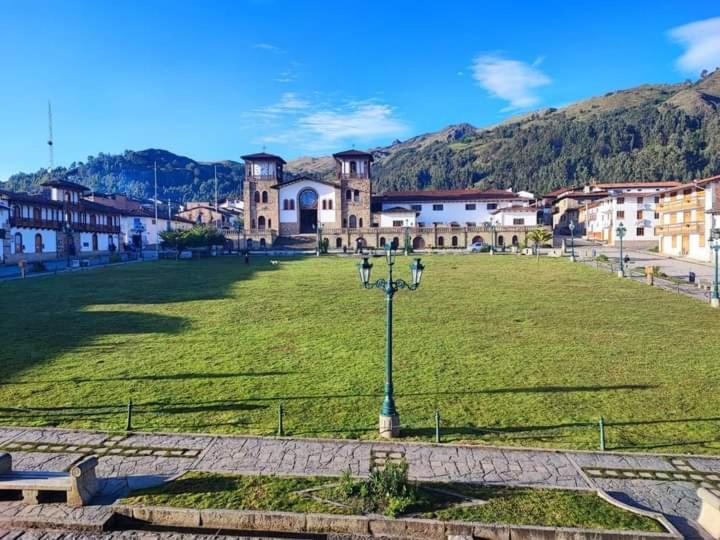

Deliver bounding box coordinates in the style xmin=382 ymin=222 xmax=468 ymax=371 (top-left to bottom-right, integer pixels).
xmin=2 ymin=254 xmax=720 ymax=453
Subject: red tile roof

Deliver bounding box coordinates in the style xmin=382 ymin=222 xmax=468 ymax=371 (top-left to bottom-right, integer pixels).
xmin=378 ymin=189 xmax=525 ymax=203
xmin=241 ymin=152 xmax=287 ymax=164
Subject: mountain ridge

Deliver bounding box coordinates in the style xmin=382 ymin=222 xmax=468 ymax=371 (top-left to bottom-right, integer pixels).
xmin=4 ymin=70 xmax=720 ymax=200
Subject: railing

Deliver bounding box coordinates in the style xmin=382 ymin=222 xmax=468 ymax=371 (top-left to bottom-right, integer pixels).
xmin=9 ymin=217 xmax=120 ymax=234
xmin=245 ymin=174 xmax=277 ymax=181
xmin=654 ymin=221 xmax=704 ymax=235
xmin=657 ymin=196 xmax=704 ymax=212
xmin=337 ymin=173 xmax=369 ymax=180
xmin=241 ymin=225 xmax=548 ymax=236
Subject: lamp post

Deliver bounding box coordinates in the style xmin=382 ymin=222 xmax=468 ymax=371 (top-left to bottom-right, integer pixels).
xmin=403 ymin=220 xmax=410 ymax=256
xmin=490 ymin=221 xmax=497 ymax=255
xmin=357 ymin=245 xmax=424 ymax=438
xmin=711 ymin=228 xmax=720 ymax=308
xmin=316 ymin=224 xmax=323 ymax=257
xmin=616 ymin=222 xmax=626 ymax=277
xmin=568 ymin=221 xmax=576 ymax=262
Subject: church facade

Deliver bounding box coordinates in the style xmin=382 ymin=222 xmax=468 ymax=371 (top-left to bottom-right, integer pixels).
xmin=241 ymin=149 xmax=541 ymax=250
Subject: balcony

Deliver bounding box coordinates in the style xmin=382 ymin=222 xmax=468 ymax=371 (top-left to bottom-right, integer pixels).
xmin=654 ymin=221 xmax=705 ymax=235
xmin=245 ymin=174 xmax=277 ymax=181
xmin=657 ymin=196 xmax=705 ymax=212
xmin=10 ymin=217 xmax=62 ymax=230
xmin=337 ymin=173 xmax=369 ymax=180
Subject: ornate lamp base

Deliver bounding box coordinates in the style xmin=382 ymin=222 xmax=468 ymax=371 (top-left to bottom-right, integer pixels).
xmin=711 ymin=297 xmax=719 ymax=308
xmin=379 ymin=414 xmax=400 ymax=438
xmin=617 ymin=270 xmax=625 ymax=278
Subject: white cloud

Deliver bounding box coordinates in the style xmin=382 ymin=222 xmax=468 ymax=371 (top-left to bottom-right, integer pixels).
xmin=247 ymin=94 xmax=408 ymax=151
xmin=252 ymin=42 xmax=284 ymax=53
xmin=471 ymin=54 xmax=551 ymax=111
xmin=669 ymin=17 xmax=720 ymax=73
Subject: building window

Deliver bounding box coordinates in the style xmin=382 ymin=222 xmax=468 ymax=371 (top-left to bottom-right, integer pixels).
xmin=487 ymin=203 xmax=498 ymax=210
xmin=617 ymin=197 xmax=625 ymax=204
xmin=654 ymin=196 xmax=660 ymax=204
xmin=353 ymin=190 xmax=360 ymax=202
xmin=392 ymin=220 xmax=403 ymax=227
xmin=392 ymin=236 xmax=400 ymax=248
xmin=636 ymin=210 xmax=643 ymax=219
xmin=290 ymin=199 xmax=295 ymax=210
xmin=379 ymin=237 xmax=386 ymax=247
xmin=410 ymin=204 xmax=422 ymax=211
xmin=636 ymin=227 xmax=644 ymax=237
xmin=258 ymin=216 xmax=266 ymax=230
xmin=283 ymin=199 xmax=288 ymax=210
xmin=268 ymin=218 xmax=272 ymax=228
xmin=637 ymin=197 xmax=644 ymax=204
xmin=254 ymin=191 xmax=260 ymax=203
xmin=328 ymin=199 xmax=333 ymax=210
xmin=654 ymin=212 xmax=660 ymax=219
xmin=260 ymin=238 xmax=266 ymax=248
xmin=437 ymin=236 xmax=444 ymax=247
xmin=359 ymin=217 xmax=363 ymax=227
xmin=616 ymin=210 xmax=625 ymax=219
xmin=497 ymin=235 xmax=504 ymax=246
xmin=14 ymin=232 xmax=23 ymax=253
xmin=34 ymin=233 xmax=43 ymax=253
xmin=465 ymin=203 xmax=476 ymax=210
xmin=349 ymin=215 xmax=357 ymax=228
xmin=92 ymin=233 xmax=99 ymax=251
xmin=90 ymin=214 xmax=97 ymax=225
xmin=466 ymin=221 xmax=476 ymax=227
xmin=262 ymin=191 xmax=268 ymax=203
xmin=512 ymin=235 xmax=518 ymax=246
xmin=433 ymin=204 xmax=443 ymax=211
xmin=322 ymin=200 xmax=327 ymax=210
xmin=336 ymin=237 xmax=342 ymax=248
xmin=33 ymin=207 xmax=41 ymax=220
xmin=513 ymin=218 xmax=525 ymax=225
xmin=346 ymin=189 xmax=352 ymax=201
xmin=451 ymin=235 xmax=458 ymax=247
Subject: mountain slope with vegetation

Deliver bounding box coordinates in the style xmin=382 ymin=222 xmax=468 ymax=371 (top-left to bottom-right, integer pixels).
xmin=289 ymin=70 xmax=720 ymax=194
xmin=3 ymin=149 xmax=244 ymax=203
xmin=4 ymin=70 xmax=720 ymax=200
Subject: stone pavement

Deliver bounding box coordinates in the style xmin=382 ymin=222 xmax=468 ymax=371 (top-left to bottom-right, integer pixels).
xmin=0 ymin=427 xmax=713 ymax=538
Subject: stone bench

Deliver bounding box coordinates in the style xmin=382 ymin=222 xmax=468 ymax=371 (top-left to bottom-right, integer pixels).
xmin=0 ymin=452 xmax=98 ymax=507
xmin=698 ymin=488 xmax=720 ymax=539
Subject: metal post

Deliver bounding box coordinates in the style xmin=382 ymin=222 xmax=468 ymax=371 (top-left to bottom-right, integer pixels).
xmin=619 ymin=235 xmax=624 ymax=276
xmin=570 ymin=228 xmax=575 ymax=262
xmin=435 ymin=409 xmax=440 ymax=444
xmin=713 ymin=246 xmax=719 ymax=308
xmin=278 ymin=403 xmax=284 ymax=436
xmin=126 ymin=398 xmax=133 ymax=431
xmin=381 ymin=268 xmax=397 ymax=419
xmin=599 ymin=416 xmax=605 ymax=451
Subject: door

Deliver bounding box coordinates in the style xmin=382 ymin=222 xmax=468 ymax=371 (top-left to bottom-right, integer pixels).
xmin=681 ymin=235 xmax=689 ymax=255
xmin=35 ymin=233 xmax=43 ymax=253
xmin=298 ymin=189 xmax=318 ymax=234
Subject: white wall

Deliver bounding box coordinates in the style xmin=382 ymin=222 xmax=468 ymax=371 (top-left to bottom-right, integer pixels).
xmin=378 ymin=212 xmax=417 ymax=227
xmin=381 ymin=198 xmax=527 ymax=226
xmin=586 ymin=189 xmax=663 ymax=243
xmin=79 ymin=232 xmax=112 ymax=252
xmin=278 ymin=180 xmax=338 ymax=225
xmin=10 ymin=228 xmax=56 ymax=254
xmin=492 ymin=211 xmax=537 ymax=227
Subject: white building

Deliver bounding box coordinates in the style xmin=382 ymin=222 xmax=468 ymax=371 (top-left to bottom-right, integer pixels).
xmin=377 ymin=189 xmax=533 ymax=227
xmin=490 ymin=205 xmax=537 ymax=227
xmin=120 ymin=208 xmax=193 ymax=250
xmin=577 ymin=182 xmax=682 ymax=244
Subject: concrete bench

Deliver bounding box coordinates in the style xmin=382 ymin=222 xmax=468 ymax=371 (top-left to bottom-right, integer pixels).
xmin=0 ymin=453 xmax=98 ymax=507
xmin=698 ymin=488 xmax=720 ymax=539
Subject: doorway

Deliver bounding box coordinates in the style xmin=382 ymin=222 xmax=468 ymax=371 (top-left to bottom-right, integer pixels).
xmin=298 ymin=188 xmax=318 ymax=233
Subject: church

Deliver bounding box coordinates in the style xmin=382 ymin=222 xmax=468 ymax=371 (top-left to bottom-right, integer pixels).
xmin=241 ymin=149 xmax=539 ymax=250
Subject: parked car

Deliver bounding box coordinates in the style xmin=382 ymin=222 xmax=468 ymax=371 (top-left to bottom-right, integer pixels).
xmin=467 ymin=242 xmax=484 ymax=252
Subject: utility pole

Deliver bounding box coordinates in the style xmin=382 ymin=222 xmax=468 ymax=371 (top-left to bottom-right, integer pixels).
xmin=154 ymin=161 xmax=159 ymax=256
xmin=214 ymin=165 xmax=219 ymax=228
xmin=47 ymin=101 xmax=54 ymax=170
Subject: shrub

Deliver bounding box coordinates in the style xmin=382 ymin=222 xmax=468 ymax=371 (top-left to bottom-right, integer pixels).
xmin=596 ymin=254 xmax=609 ymax=262
xmin=109 ymin=254 xmax=121 ymax=264
xmin=367 ymin=461 xmax=418 ymax=517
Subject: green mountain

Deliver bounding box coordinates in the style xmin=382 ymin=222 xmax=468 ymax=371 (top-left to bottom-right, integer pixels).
xmin=289 ymin=69 xmax=720 ymax=194
xmin=3 ymin=149 xmax=244 ymax=203
xmin=4 ymin=70 xmax=720 ymax=200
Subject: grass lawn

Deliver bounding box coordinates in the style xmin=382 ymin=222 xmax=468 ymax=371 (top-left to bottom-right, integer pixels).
xmin=121 ymin=471 xmax=664 ymax=532
xmin=2 ymin=254 xmax=720 ymax=453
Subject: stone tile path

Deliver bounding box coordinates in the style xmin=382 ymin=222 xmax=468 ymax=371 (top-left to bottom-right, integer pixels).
xmin=0 ymin=427 xmax=713 ymax=538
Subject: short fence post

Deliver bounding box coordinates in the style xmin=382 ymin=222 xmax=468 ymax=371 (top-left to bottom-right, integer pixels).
xmin=125 ymin=398 xmax=133 ymax=432
xmin=435 ymin=409 xmax=441 ymax=444
xmin=277 ymin=403 xmax=284 ymax=436
xmin=598 ymin=416 xmax=605 ymax=451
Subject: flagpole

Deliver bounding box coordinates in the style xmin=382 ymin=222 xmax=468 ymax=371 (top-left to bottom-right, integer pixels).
xmin=154 ymin=161 xmax=159 ymax=257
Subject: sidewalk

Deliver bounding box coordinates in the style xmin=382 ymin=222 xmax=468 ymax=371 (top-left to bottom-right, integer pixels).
xmin=0 ymin=427 xmax=712 ymax=538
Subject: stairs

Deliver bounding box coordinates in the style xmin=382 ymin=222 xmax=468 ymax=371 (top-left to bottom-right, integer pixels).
xmin=272 ymin=235 xmax=318 ymax=251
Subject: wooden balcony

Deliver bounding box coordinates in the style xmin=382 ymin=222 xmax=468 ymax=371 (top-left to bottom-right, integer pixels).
xmin=9 ymin=217 xmax=120 ymax=234
xmin=654 ymin=221 xmax=704 ymax=235
xmin=657 ymin=196 xmax=705 ymax=212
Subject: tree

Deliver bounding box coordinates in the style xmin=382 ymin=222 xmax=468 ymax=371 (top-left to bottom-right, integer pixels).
xmin=526 ymin=228 xmax=553 ymax=262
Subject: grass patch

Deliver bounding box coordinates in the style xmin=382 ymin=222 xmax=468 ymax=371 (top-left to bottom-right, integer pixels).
xmin=2 ymin=255 xmax=720 ymax=452
xmin=121 ymin=472 xmax=663 ymax=532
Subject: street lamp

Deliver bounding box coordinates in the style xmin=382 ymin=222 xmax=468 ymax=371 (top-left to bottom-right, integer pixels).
xmin=616 ymin=222 xmax=626 ymax=277
xmin=316 ymin=224 xmax=323 ymax=257
xmin=568 ymin=221 xmax=576 ymax=262
xmin=490 ymin=221 xmax=497 ymax=255
xmin=403 ymin=219 xmax=410 ymax=256
xmin=357 ymin=244 xmax=424 ymax=438
xmin=711 ymin=228 xmax=720 ymax=308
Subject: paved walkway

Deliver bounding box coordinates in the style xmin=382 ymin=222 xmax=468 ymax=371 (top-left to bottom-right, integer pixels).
xmin=0 ymin=427 xmax=713 ymax=538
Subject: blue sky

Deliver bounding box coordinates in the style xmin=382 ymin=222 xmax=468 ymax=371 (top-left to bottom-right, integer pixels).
xmin=1 ymin=1 xmax=720 ymax=182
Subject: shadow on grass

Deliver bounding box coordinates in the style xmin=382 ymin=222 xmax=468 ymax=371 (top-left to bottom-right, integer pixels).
xmin=0 ymin=258 xmax=281 ymax=380
xmin=0 ymin=371 xmax=295 ymax=385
